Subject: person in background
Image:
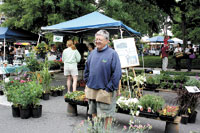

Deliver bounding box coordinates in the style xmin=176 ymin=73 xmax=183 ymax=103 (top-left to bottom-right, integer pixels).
xmin=84 ymin=30 xmax=121 ymax=129
xmin=62 ymin=40 xmax=81 ymax=93
xmin=87 ymin=42 xmax=95 ymax=55
xmin=186 ymin=44 xmax=194 ymax=72
xmin=49 ymin=44 xmax=57 ymax=56
xmin=8 ymin=45 xmax=15 ymax=64
xmin=48 ymin=44 xmax=60 ymax=60
xmin=174 ymin=43 xmax=183 ymax=71
xmin=161 ymin=44 xmax=169 ymax=71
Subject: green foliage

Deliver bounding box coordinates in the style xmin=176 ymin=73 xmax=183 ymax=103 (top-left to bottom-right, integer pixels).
xmin=0 ymin=0 xmax=96 ymax=33
xmin=38 ymin=58 xmax=52 ymax=93
xmin=103 ymin=0 xmax=167 ymax=36
xmin=173 ymin=73 xmax=189 ymax=82
xmin=185 ymin=79 xmax=200 ymax=87
xmin=25 ymin=53 xmax=42 ymax=72
xmin=139 ymin=94 xmax=165 ymax=112
xmin=5 ymin=78 xmax=42 ymax=108
xmin=64 ymin=91 xmax=85 ymax=101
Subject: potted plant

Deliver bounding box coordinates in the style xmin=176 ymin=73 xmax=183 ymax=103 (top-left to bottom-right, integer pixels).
xmin=145 ymin=75 xmax=160 ymax=90
xmin=173 ymin=73 xmax=189 ymax=83
xmin=57 ymin=85 xmax=65 ymax=96
xmin=116 ymin=96 xmax=139 ymax=115
xmin=25 ymin=53 xmax=42 ymax=72
xmin=28 ymin=81 xmax=43 ymax=118
xmin=176 ymin=79 xmax=200 ymax=124
xmin=5 ymin=80 xmax=21 ymax=117
xmin=50 ymin=86 xmax=58 ymax=97
xmin=64 ymin=91 xmax=87 ymax=106
xmin=38 ymin=58 xmax=52 ymax=100
xmin=16 ymin=83 xmax=32 ymax=119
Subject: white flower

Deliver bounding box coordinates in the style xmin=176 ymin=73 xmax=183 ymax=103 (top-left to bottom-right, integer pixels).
xmin=132 ymin=98 xmax=139 ymax=104
xmin=136 ymin=111 xmax=140 ymax=116
xmin=4 ymin=78 xmax=10 ymax=83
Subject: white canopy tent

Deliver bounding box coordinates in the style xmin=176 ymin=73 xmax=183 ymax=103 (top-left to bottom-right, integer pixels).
xmin=171 ymin=38 xmax=183 ymax=45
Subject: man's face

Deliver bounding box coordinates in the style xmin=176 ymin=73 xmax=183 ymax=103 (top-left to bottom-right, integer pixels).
xmin=95 ymin=35 xmax=109 ymax=50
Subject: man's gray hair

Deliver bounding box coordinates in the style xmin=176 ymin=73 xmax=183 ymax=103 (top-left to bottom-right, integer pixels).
xmin=95 ymin=30 xmax=110 ymax=40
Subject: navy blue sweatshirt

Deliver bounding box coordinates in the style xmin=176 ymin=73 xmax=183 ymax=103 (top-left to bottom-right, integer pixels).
xmin=84 ymin=45 xmax=122 ymax=92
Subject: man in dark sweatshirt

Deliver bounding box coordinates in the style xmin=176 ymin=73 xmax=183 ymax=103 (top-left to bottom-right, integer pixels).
xmin=84 ymin=30 xmax=121 ymax=129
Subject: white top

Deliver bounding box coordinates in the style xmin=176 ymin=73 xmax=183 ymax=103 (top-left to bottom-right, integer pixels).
xmin=174 ymin=47 xmax=182 ymax=53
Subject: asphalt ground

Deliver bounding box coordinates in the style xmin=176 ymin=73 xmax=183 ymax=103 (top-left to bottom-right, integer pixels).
xmin=0 ymin=72 xmax=200 ymax=133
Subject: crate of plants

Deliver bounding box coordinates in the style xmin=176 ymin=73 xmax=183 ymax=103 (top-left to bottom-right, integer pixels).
xmin=145 ymin=75 xmax=160 ymax=91
xmin=138 ymin=94 xmax=165 ymax=119
xmin=159 ymin=105 xmax=179 ymax=121
xmin=116 ymin=96 xmax=139 ymax=115
xmin=64 ymin=91 xmax=88 ymax=106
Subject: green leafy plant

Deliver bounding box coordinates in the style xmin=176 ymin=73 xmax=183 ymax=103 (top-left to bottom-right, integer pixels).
xmin=27 ymin=81 xmax=43 ymax=107
xmin=185 ymin=79 xmax=200 ymax=87
xmin=25 ymin=53 xmax=42 ymax=72
xmin=139 ymin=94 xmax=165 ymax=113
xmin=173 ymin=74 xmax=189 ymax=83
xmin=146 ymin=76 xmax=155 ymax=84
xmin=64 ymin=91 xmax=85 ymax=101
xmin=38 ymin=58 xmax=52 ymax=93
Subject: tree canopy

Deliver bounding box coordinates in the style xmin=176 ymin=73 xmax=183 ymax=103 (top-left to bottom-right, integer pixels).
xmin=1 ymin=0 xmax=200 ymax=45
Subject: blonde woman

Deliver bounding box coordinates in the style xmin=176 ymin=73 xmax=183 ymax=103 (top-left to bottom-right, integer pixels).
xmin=62 ymin=40 xmax=81 ymax=93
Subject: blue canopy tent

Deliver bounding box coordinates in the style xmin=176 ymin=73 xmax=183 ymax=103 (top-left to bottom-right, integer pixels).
xmin=149 ymin=36 xmax=174 ymax=43
xmin=0 ymin=27 xmax=38 ymax=60
xmin=41 ymin=11 xmax=140 ymax=37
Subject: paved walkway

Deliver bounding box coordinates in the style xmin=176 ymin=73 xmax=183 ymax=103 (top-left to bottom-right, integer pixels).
xmin=0 ymin=73 xmax=200 ymax=133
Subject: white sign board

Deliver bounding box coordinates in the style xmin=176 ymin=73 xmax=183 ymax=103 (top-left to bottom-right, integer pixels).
xmin=185 ymin=86 xmax=200 ymax=93
xmin=113 ymin=38 xmax=139 ymax=68
xmin=53 ymin=35 xmax=63 ymax=42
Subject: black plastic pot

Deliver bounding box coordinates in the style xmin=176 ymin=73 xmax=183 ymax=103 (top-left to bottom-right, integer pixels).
xmin=32 ymin=105 xmax=42 ymax=118
xmin=12 ymin=105 xmax=20 ymax=117
xmin=116 ymin=106 xmax=130 ymax=114
xmin=159 ymin=115 xmax=176 ymax=121
xmin=20 ymin=107 xmax=31 ymax=119
xmin=0 ymin=90 xmax=4 ymax=95
xmin=139 ymin=111 xmax=158 ymax=119
xmin=57 ymin=90 xmax=63 ymax=96
xmin=188 ymin=111 xmax=197 ymax=123
xmin=51 ymin=91 xmax=58 ymax=97
xmin=181 ymin=115 xmax=189 ymax=124
xmin=42 ymin=93 xmax=50 ymax=100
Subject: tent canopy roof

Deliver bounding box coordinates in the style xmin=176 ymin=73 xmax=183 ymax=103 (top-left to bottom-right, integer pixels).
xmin=171 ymin=38 xmax=183 ymax=44
xmin=149 ymin=36 xmax=174 ymax=43
xmin=0 ymin=27 xmax=38 ymax=41
xmin=41 ymin=11 xmax=140 ymax=37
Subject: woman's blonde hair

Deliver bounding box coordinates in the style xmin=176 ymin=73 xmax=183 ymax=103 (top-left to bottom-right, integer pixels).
xmin=66 ymin=40 xmax=76 ymax=50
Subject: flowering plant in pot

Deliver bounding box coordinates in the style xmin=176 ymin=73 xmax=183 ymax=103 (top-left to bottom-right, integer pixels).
xmin=159 ymin=105 xmax=179 ymax=121
xmin=116 ymin=96 xmax=139 ymax=115
xmin=64 ymin=91 xmax=86 ymax=105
